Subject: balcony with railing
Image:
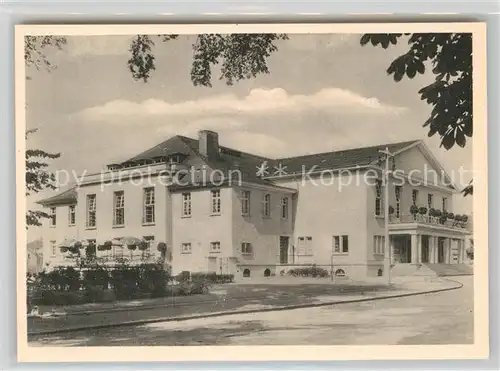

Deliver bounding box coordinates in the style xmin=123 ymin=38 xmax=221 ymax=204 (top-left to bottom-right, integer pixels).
xmin=389 ymin=213 xmax=470 ymax=231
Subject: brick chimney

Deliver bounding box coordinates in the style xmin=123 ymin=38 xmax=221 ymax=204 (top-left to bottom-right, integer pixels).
xmin=198 ymin=130 xmax=219 ymax=160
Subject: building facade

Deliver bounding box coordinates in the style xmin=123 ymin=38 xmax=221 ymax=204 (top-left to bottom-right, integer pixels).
xmin=38 ymin=130 xmax=471 ymax=279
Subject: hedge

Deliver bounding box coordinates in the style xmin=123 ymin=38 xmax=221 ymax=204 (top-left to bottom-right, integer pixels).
xmin=175 ymin=271 xmax=234 ymax=284
xmin=28 ymin=263 xmax=175 ymax=306
xmin=287 ymin=266 xmax=329 ymax=278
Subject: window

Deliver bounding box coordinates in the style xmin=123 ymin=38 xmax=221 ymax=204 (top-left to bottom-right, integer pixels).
xmin=182 ymin=192 xmax=192 ymax=217
xmin=210 ymin=241 xmax=221 ymax=253
xmin=68 ymin=205 xmax=76 ymax=226
xmin=342 ymin=235 xmax=349 ymax=253
xmin=335 ymin=269 xmax=346 ymax=277
xmin=211 ymin=190 xmax=221 ymax=214
xmin=86 ymin=195 xmax=96 ymax=228
xmin=281 ymin=197 xmax=289 ymax=219
xmin=49 ymin=207 xmax=56 ymax=227
xmin=181 ymin=242 xmax=192 ymax=254
xmin=241 ymin=242 xmax=252 ymax=254
xmin=297 ymin=236 xmax=313 ymax=256
xmin=428 ymin=193 xmax=434 ymax=211
xmin=333 ymin=235 xmax=349 ymax=254
xmin=375 ymin=180 xmax=382 ymax=216
xmin=262 ymin=193 xmax=271 ymax=217
xmin=333 ymin=236 xmax=340 ymax=253
xmin=442 ymin=197 xmax=448 ymax=212
xmin=373 ymin=235 xmax=385 ymax=255
xmin=50 ymin=240 xmax=57 ymax=256
xmin=395 ymin=186 xmax=402 ymax=218
xmin=143 ymin=188 xmax=155 ymax=224
xmin=241 ymin=190 xmax=250 ymax=215
xmin=412 ymin=190 xmax=419 ymax=206
xmin=113 ymin=191 xmax=125 ymax=226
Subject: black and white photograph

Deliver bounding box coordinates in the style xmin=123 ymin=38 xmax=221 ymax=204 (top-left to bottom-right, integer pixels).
xmin=16 ymin=23 xmax=488 ymax=362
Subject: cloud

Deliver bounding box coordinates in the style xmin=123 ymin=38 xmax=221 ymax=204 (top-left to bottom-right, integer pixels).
xmin=77 ymin=87 xmax=407 ymax=122
xmin=221 ymin=131 xmax=288 ymax=157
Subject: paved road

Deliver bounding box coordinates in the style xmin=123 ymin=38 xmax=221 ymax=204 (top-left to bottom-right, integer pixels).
xmin=29 ymin=276 xmax=473 ymax=346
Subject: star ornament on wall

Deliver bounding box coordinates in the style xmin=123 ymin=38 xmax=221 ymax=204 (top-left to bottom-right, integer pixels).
xmin=256 ymin=161 xmax=269 ymax=177
xmin=273 ymin=162 xmax=288 ymax=177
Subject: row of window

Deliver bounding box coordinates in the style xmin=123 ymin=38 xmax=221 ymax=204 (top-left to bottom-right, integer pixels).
xmin=374 ymin=183 xmax=449 ymax=218
xmin=181 ymin=190 xmax=290 ymax=219
xmin=50 ymin=188 xmax=291 ymax=228
xmin=296 ymin=235 xmax=349 ymax=255
xmin=49 ymin=188 xmax=156 ymax=228
xmin=180 ymin=241 xmax=253 ymax=255
xmin=49 ymin=205 xmax=76 ymax=227
xmin=180 ymin=241 xmax=222 ymax=254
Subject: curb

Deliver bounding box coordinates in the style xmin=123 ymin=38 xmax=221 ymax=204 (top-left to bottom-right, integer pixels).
xmin=28 ymin=279 xmax=463 ymax=337
xmin=32 ymin=285 xmax=394 ymax=317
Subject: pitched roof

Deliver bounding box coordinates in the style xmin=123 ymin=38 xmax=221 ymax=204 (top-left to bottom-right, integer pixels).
xmin=119 ymin=135 xmax=421 ymax=189
xmin=37 ymin=137 xmax=425 ymax=204
xmin=37 ymin=187 xmax=77 ymax=206
xmin=271 ymin=140 xmax=419 ymax=175
xmin=125 ymin=135 xmax=195 ymax=162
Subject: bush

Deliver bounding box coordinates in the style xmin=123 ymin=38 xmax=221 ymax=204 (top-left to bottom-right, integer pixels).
xmin=39 ymin=266 xmax=81 ymax=292
xmin=410 ymin=205 xmax=419 ymax=215
xmin=82 ymin=267 xmax=110 ymax=290
xmin=33 ymin=290 xmax=84 ymax=306
xmin=138 ymin=264 xmax=170 ymax=298
xmin=109 ymin=266 xmax=141 ymax=300
xmin=178 ymin=279 xmax=210 ymax=296
xmin=110 ymin=266 xmax=139 ymax=300
xmin=287 ymin=266 xmax=329 ymax=278
xmin=418 ymin=207 xmax=428 ymax=215
xmin=84 ymin=286 xmax=116 ymax=303
xmin=187 ymin=272 xmax=234 ymax=284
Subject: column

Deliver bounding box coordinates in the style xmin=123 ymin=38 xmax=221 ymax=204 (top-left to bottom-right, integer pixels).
xmin=432 ymin=236 xmax=439 ymax=263
xmin=411 ymin=234 xmax=418 ymax=264
xmin=417 ymin=234 xmax=422 ymax=263
xmin=390 ymin=236 xmax=395 ymax=265
xmin=446 ymin=238 xmax=453 ymax=264
xmin=428 ymin=236 xmax=433 ymax=263
xmin=460 ymin=239 xmax=466 ymax=263
xmin=443 ymin=238 xmax=448 ymax=264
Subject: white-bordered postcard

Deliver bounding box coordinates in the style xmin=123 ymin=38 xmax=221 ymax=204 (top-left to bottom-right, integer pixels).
xmin=15 ymin=23 xmax=488 ymax=362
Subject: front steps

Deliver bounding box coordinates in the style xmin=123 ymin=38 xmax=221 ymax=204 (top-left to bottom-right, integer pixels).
xmin=426 ymin=263 xmax=473 ymax=276
xmin=391 ymin=263 xmax=473 ymax=277
xmin=390 ymin=263 xmax=437 ymax=277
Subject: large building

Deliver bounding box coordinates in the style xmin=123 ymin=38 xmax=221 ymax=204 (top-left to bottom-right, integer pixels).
xmin=37 ymin=130 xmax=471 ymax=279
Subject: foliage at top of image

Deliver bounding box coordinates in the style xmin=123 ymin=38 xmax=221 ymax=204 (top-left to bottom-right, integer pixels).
xmin=360 ymin=33 xmax=472 ymax=151
xmin=126 ymin=33 xmax=289 ymax=86
xmin=25 ymin=36 xmax=67 ymax=72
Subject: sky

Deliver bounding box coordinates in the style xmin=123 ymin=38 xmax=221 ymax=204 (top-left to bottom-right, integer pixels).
xmin=26 ymin=34 xmax=473 ymax=240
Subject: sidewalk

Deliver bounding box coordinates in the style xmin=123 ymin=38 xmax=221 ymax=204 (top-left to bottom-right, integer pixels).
xmin=27 ymin=276 xmax=461 ymax=336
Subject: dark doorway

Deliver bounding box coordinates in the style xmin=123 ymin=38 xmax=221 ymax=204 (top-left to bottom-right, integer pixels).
xmin=243 ymin=269 xmax=251 ymax=277
xmin=279 ymin=236 xmax=289 ymax=264
xmin=264 ymin=268 xmax=271 ymax=277
xmin=421 ymin=235 xmax=430 ymax=263
xmin=394 ymin=235 xmax=412 ymax=263
xmin=438 ymin=237 xmax=445 ymax=263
